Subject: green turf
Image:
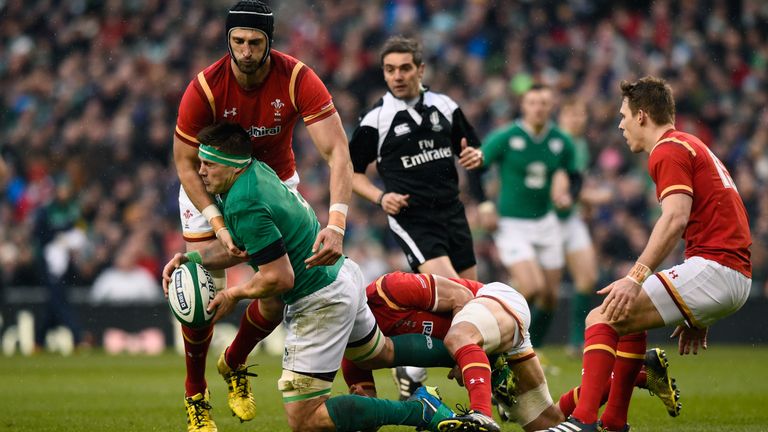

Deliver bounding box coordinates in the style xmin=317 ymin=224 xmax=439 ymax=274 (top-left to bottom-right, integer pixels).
xmin=2 ymin=345 xmax=767 ymax=431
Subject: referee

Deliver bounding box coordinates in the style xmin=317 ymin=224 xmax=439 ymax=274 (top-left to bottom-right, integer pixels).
xmin=349 ymin=36 xmax=482 ymax=281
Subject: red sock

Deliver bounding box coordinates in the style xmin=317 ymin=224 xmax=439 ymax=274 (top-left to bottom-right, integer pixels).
xmin=341 ymin=358 xmax=376 ymax=393
xmin=635 ymin=368 xmax=647 ymax=388
xmin=600 ymin=332 xmax=647 ymax=431
xmin=225 ymin=300 xmax=281 ymax=368
xmin=571 ymin=323 xmax=619 ymax=424
xmin=182 ymin=324 xmax=213 ymax=397
xmin=558 ymin=387 xmax=579 ymax=417
xmin=560 ymin=380 xmax=615 ymax=418
xmin=454 ymin=344 xmax=492 ymax=416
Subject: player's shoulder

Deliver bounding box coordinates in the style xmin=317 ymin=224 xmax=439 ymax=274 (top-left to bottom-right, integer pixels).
xmin=423 ymin=89 xmax=458 ymax=115
xmin=650 ymin=130 xmax=702 ymax=160
xmin=486 ymin=121 xmax=519 ymax=142
xmin=270 ymin=50 xmax=302 ymax=72
xmin=197 ymin=55 xmax=231 ymax=82
xmin=358 ymin=96 xmax=386 ymax=128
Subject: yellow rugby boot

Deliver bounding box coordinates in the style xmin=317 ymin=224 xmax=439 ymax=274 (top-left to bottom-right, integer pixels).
xmin=644 ymin=348 xmax=681 ymax=417
xmin=217 ymin=350 xmax=258 ymax=422
xmin=184 ymin=389 xmax=217 ymax=432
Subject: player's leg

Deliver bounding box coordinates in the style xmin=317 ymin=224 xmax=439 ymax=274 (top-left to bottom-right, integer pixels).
xmin=288 ymin=260 xmax=455 ymax=431
xmin=419 ymin=256 xmax=459 ymax=278
xmin=447 ymin=201 xmax=478 ymax=281
xmin=178 ymin=187 xmax=221 ymax=431
xmin=563 ymin=214 xmax=597 ymax=354
xmin=502 ymin=356 xmax=562 ymax=432
xmin=530 ymin=213 xmax=565 ymax=347
xmin=217 ymin=295 xmax=283 ymax=421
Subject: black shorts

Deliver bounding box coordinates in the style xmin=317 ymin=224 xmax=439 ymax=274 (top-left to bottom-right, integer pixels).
xmin=387 ymin=201 xmax=476 ymax=273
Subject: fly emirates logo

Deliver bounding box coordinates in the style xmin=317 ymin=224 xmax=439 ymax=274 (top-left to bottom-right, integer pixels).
xmin=400 ymin=139 xmax=452 ymax=168
xmin=247 ymin=125 xmax=282 ymax=138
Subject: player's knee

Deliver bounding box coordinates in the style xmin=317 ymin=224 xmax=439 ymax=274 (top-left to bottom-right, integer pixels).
xmin=584 ymin=307 xmax=605 ymax=327
xmin=259 ymin=296 xmax=285 ymax=323
xmin=444 ymin=324 xmax=479 ymax=354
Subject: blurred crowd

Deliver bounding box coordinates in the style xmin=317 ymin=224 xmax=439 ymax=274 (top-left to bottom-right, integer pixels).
xmin=1 ymin=0 xmax=767 ymax=316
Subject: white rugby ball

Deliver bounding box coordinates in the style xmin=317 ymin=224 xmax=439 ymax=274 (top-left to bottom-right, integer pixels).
xmin=168 ymin=262 xmax=217 ymax=328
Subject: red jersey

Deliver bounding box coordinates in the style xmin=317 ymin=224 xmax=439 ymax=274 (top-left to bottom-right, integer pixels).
xmin=649 ymin=129 xmax=752 ymax=277
xmin=366 ymin=272 xmax=484 ymax=339
xmin=175 ymin=51 xmax=336 ymax=181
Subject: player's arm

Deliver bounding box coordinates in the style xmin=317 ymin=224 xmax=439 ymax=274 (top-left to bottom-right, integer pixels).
xmin=208 ymin=249 xmax=294 ymax=323
xmin=432 ymin=275 xmax=475 ymax=316
xmin=377 ymin=272 xmax=473 ymax=315
xmin=599 ymin=193 xmax=691 ymax=321
xmin=304 ymin=112 xmax=351 ymax=267
xmin=160 ymin=241 xmax=247 ymax=297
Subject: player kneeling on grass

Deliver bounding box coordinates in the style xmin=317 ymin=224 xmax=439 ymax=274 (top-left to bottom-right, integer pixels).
xmin=342 ymin=272 xmax=680 ymax=432
xmin=163 ymin=122 xmax=461 ymax=432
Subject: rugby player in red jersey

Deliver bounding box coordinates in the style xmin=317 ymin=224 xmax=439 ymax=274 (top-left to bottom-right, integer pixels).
xmin=171 ymin=2 xmax=352 ymax=430
xmin=545 ymin=76 xmax=752 ymax=432
xmin=342 ymin=272 xmax=677 ymax=432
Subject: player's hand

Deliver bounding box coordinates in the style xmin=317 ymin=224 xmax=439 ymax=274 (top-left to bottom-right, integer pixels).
xmin=207 ymin=288 xmax=238 ymax=323
xmin=380 ymin=192 xmax=410 ymax=215
xmin=671 ymin=325 xmax=708 ymax=355
xmin=216 ymin=228 xmax=248 ymax=258
xmin=553 ymin=192 xmax=573 ymax=210
xmin=305 ymin=227 xmax=343 ymax=268
xmin=447 ymin=365 xmax=465 ymax=386
xmin=477 ymin=200 xmax=498 ymax=232
xmin=349 ymin=384 xmax=377 ymax=398
xmin=598 ymin=277 xmax=641 ymax=322
xmin=458 ymin=138 xmax=483 ymax=170
xmin=161 ymin=253 xmax=188 ymax=297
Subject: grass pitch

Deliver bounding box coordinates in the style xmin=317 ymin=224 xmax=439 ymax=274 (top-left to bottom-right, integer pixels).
xmin=2 ymin=345 xmax=767 ymax=431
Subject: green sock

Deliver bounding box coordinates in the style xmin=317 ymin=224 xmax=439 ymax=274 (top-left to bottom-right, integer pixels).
xmin=529 ymin=305 xmax=554 ymax=347
xmin=325 ymin=395 xmax=423 ymax=431
xmin=569 ymin=292 xmax=591 ymax=347
xmin=391 ymin=334 xmax=455 ymax=367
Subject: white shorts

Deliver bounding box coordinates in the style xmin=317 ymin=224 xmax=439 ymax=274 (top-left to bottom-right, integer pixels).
xmin=281 ymin=259 xmax=378 ymax=374
xmin=494 ymin=212 xmax=564 ymax=269
xmin=560 ymin=212 xmax=592 ymax=253
xmin=177 ymin=172 xmax=300 ymax=242
xmin=643 ymin=256 xmax=751 ymax=328
xmin=471 ymin=282 xmax=533 ymax=357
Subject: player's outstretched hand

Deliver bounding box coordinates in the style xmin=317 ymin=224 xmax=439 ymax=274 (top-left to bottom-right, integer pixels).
xmin=671 ymin=325 xmax=708 ymax=355
xmin=216 ymin=227 xmax=248 ymax=258
xmin=598 ymin=277 xmax=641 ymax=322
xmin=380 ymin=192 xmax=410 ymax=215
xmin=447 ymin=365 xmax=465 ymax=387
xmin=207 ymin=289 xmax=237 ymax=323
xmin=161 ymin=253 xmax=188 ymax=298
xmin=305 ymin=227 xmax=343 ymax=268
xmin=458 ymin=138 xmax=483 ymax=170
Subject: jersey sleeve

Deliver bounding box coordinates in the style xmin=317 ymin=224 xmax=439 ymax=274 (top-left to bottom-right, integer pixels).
xmin=480 ymin=127 xmax=508 ymax=165
xmin=293 ymin=64 xmax=337 ymax=126
xmin=648 ymin=143 xmax=695 ymax=201
xmin=450 ymin=107 xmax=481 ymax=153
xmin=349 ymin=123 xmax=379 ymax=173
xmin=175 ymin=78 xmax=214 ymax=147
xmin=373 ymin=272 xmax=437 ymax=312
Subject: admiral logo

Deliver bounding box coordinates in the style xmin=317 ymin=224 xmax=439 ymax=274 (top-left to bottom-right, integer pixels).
xmin=422 ymin=321 xmax=434 ymax=336
xmin=394 ymin=123 xmax=411 ymax=136
xmin=224 ymin=107 xmax=237 ymax=118
xmin=247 ymin=125 xmax=282 ymax=137
xmin=174 ymin=272 xmax=190 ymax=313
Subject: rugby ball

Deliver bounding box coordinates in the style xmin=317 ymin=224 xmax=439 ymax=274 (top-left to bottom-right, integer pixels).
xmin=168 ymin=262 xmax=217 ymax=328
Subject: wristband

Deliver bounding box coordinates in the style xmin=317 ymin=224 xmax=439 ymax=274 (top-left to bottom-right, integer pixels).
xmin=327 ymin=224 xmax=345 ymax=235
xmin=376 ymin=192 xmax=385 ymax=207
xmin=201 ymin=204 xmax=222 ymax=223
xmin=627 ymin=261 xmax=652 ymax=284
xmin=209 ymin=215 xmax=226 ymax=233
xmin=185 ymin=250 xmax=203 ymax=264
xmin=329 ymin=203 xmax=349 ymax=217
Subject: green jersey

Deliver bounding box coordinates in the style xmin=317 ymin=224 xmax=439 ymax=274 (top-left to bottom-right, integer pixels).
xmin=481 ymin=120 xmax=576 ymax=219
xmin=220 ymin=160 xmax=344 ymax=304
xmin=556 ymin=134 xmax=590 ymax=219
